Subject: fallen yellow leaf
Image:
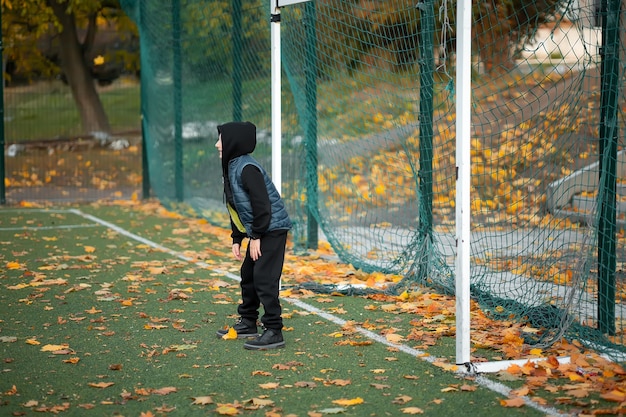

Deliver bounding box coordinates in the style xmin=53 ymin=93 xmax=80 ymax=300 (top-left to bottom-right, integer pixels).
xmin=221 ymin=327 xmax=238 ymax=340
xmin=40 ymin=344 xmax=69 ymax=352
xmin=385 ymin=333 xmax=404 ymax=343
xmin=152 ymin=386 xmax=177 ymax=395
xmin=601 ymin=389 xmax=626 ymax=402
xmin=191 ymin=396 xmax=214 ymax=405
xmin=332 ymin=397 xmax=364 ymax=406
xmin=251 ymin=397 xmax=274 ymax=406
xmin=401 ymin=407 xmax=424 ymax=414
xmin=500 ymin=397 xmax=525 ymax=407
xmin=6 ymin=261 xmax=22 ymax=270
xmin=214 ymin=404 xmax=240 ymax=415
xmin=88 ymin=382 xmax=114 ymax=389
xmin=259 ymin=382 xmax=280 ymax=389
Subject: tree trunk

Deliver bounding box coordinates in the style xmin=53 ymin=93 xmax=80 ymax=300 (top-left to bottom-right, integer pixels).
xmin=48 ymin=0 xmax=111 ymax=135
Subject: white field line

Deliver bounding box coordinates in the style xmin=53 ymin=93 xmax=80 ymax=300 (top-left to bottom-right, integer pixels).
xmin=0 ymin=208 xmax=103 ymax=231
xmin=0 ymin=224 xmax=100 ymax=232
xmin=0 ymin=209 xmax=75 ymax=213
xmin=62 ymin=208 xmax=567 ymax=417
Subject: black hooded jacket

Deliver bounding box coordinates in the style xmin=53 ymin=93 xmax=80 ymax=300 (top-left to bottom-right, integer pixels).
xmin=217 ymin=121 xmax=273 ymax=245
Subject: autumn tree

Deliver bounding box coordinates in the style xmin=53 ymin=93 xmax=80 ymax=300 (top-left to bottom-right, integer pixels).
xmin=472 ymin=0 xmax=565 ymax=72
xmin=312 ymin=0 xmax=565 ymax=74
xmin=2 ymin=0 xmax=137 ymax=135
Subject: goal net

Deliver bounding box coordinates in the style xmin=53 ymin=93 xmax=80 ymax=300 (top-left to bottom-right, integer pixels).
xmin=120 ymin=0 xmax=626 ymax=361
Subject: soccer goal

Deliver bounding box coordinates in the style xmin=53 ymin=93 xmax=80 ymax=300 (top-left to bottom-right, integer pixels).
xmin=122 ymin=0 xmax=626 ymax=365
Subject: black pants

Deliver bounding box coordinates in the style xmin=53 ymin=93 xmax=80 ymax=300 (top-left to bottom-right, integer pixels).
xmin=238 ymin=231 xmax=287 ymax=330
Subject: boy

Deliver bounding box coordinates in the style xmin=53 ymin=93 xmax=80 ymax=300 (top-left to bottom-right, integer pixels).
xmin=214 ymin=121 xmax=292 ymax=350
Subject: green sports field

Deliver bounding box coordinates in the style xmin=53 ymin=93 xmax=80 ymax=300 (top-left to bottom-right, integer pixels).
xmin=0 ymin=202 xmax=618 ymax=416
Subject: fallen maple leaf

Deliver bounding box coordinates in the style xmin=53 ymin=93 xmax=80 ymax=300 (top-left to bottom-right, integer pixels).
xmin=214 ymin=404 xmax=240 ymax=415
xmin=88 ymin=382 xmax=114 ymax=389
xmin=393 ymin=395 xmax=412 ymax=404
xmin=294 ymin=381 xmax=317 ymax=388
xmin=326 ymin=379 xmax=351 ymax=386
xmin=401 ymin=407 xmax=424 ymax=414
xmin=433 ymin=361 xmax=458 ymax=372
xmin=500 ymin=397 xmax=525 ymax=407
xmin=221 ymin=327 xmax=238 ymax=340
xmin=601 ymin=389 xmax=626 ymax=402
xmin=332 ymin=397 xmax=364 ymax=406
xmin=6 ymin=261 xmax=22 ymax=269
xmin=251 ymin=397 xmax=274 ymax=406
xmin=385 ymin=333 xmax=404 ymax=343
xmin=7 ymin=283 xmax=29 ymax=290
xmin=192 ymin=396 xmax=214 ymax=405
xmin=152 ymin=386 xmax=177 ymax=395
xmin=40 ymin=344 xmax=70 ymax=352
xmin=251 ymin=370 xmax=272 ymax=376
xmin=567 ymin=388 xmax=590 ymax=398
xmin=259 ymin=382 xmax=280 ymax=389
xmin=510 ymin=386 xmax=530 ymax=397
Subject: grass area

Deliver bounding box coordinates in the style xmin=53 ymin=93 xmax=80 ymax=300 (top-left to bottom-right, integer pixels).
xmin=3 ymin=68 xmax=450 ymax=145
xmin=4 ymin=78 xmax=141 ymax=142
xmin=0 ymin=203 xmax=566 ymax=416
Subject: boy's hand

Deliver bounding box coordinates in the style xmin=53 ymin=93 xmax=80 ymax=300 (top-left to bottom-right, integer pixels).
xmin=249 ymin=238 xmax=261 ymax=261
xmin=232 ymin=243 xmax=242 ymax=261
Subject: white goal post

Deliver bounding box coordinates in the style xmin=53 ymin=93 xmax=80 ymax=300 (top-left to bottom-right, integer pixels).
xmin=455 ymin=0 xmax=472 ymax=368
xmin=270 ymin=0 xmax=474 ymax=368
xmin=277 ymin=0 xmax=312 ymax=6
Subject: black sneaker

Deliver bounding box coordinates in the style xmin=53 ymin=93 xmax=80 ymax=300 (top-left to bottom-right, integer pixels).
xmin=243 ymin=328 xmax=285 ymax=350
xmin=216 ymin=317 xmax=259 ymax=339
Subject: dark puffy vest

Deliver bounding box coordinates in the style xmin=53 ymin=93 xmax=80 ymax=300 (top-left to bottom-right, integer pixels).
xmin=228 ymin=155 xmax=292 ymax=236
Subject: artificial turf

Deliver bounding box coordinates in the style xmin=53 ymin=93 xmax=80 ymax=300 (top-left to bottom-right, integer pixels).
xmin=0 ymin=204 xmax=562 ymax=416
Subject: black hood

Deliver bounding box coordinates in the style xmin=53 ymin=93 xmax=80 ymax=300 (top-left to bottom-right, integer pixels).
xmin=217 ymin=121 xmax=256 ymax=176
xmin=217 ymin=121 xmax=256 ymax=206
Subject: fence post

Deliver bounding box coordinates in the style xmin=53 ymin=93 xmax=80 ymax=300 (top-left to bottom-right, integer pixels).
xmin=597 ymin=0 xmax=620 ymax=335
xmin=172 ymin=0 xmax=184 ymax=201
xmin=139 ymin=0 xmax=150 ymax=200
xmin=304 ymin=1 xmax=318 ymax=249
xmin=232 ymin=0 xmax=243 ymax=122
xmin=416 ymin=0 xmax=434 ymax=280
xmin=0 ymin=3 xmax=5 ymax=205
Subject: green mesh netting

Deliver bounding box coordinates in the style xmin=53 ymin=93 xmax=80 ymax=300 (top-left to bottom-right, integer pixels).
xmin=120 ymin=0 xmax=626 ymax=360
